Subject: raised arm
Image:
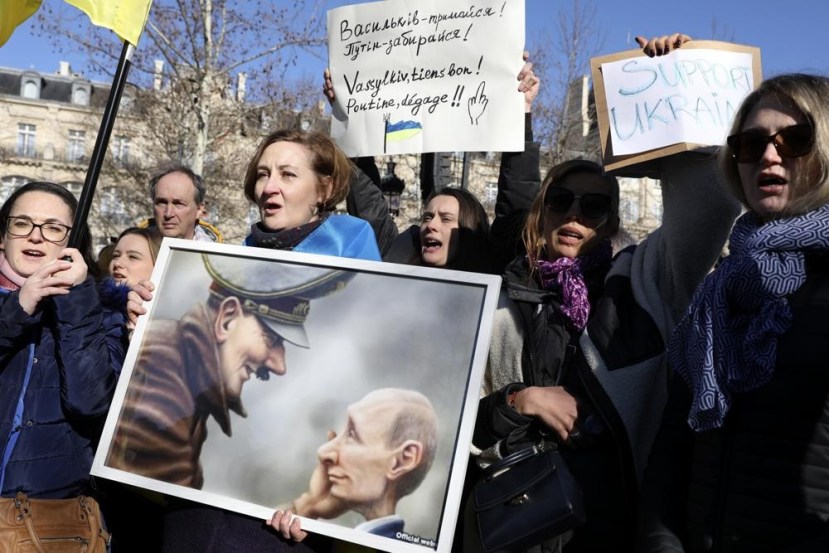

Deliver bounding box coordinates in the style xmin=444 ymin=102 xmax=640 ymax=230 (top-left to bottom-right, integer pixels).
xmin=491 ymin=53 xmax=542 ymax=272
xmin=625 ymin=35 xmax=741 ymax=330
xmin=324 ymin=68 xmax=399 ymax=256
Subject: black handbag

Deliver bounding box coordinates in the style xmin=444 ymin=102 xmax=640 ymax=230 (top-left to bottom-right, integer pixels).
xmin=472 ymin=445 xmax=585 ymax=552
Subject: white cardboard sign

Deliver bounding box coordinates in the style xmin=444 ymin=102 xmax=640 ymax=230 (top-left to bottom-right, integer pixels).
xmin=327 ymin=0 xmax=525 ymax=157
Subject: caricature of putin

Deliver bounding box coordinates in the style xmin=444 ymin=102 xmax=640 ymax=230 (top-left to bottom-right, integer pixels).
xmin=291 ymin=388 xmax=438 ymax=538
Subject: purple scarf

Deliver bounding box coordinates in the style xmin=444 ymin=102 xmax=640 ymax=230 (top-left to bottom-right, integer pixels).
xmin=535 ymin=240 xmax=612 ymax=330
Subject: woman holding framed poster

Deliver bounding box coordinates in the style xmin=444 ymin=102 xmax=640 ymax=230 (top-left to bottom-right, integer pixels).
xmin=150 ymin=129 xmax=381 ymax=552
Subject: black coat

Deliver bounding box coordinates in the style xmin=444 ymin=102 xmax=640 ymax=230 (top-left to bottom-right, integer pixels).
xmin=638 ymin=253 xmax=829 ymax=553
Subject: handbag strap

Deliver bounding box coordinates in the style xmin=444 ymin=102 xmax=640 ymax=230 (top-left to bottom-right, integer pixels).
xmin=80 ymin=495 xmax=110 ymax=553
xmin=15 ymin=492 xmax=47 ymax=553
xmin=482 ymin=446 xmax=539 ymax=479
xmin=14 ymin=492 xmax=110 ymax=553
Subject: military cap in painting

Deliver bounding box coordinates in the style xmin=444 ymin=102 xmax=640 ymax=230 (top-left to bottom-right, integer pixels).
xmin=202 ymin=254 xmax=354 ymax=348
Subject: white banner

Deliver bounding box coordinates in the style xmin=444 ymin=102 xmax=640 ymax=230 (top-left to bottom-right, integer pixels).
xmin=601 ymin=48 xmax=755 ymax=155
xmin=327 ymin=0 xmax=525 ymax=157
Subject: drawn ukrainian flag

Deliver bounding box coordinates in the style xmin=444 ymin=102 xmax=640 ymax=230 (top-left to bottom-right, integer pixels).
xmin=385 ymin=120 xmax=423 ymax=143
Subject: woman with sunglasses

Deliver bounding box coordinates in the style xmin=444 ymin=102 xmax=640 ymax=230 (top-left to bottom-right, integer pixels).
xmin=462 ymin=35 xmax=742 ymax=553
xmin=0 ymin=181 xmax=127 ymax=547
xmin=638 ymin=73 xmax=829 ymax=552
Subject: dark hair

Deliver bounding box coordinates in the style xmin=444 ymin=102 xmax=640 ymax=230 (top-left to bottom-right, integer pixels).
xmin=243 ymin=130 xmax=352 ymax=212
xmin=0 ymin=181 xmax=99 ymax=279
xmin=149 ymin=164 xmax=206 ymax=205
xmin=422 ymin=187 xmax=494 ymax=272
xmin=719 ymin=73 xmax=829 ymax=217
xmin=114 ymin=226 xmax=163 ymax=265
xmin=523 ymin=159 xmax=620 ymax=267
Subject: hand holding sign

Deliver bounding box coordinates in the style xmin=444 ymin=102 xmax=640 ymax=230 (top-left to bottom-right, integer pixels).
xmin=467 ymin=81 xmax=489 ymax=125
xmin=635 ymin=33 xmax=692 ymax=57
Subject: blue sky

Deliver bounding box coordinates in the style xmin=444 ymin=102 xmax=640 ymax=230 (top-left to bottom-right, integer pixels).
xmin=0 ymin=0 xmax=826 ymax=84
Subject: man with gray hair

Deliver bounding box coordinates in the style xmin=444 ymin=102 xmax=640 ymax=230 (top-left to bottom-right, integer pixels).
xmin=147 ymin=165 xmax=222 ymax=242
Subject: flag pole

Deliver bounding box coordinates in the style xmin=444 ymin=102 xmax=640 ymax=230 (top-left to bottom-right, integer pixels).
xmin=69 ymin=40 xmax=134 ymax=249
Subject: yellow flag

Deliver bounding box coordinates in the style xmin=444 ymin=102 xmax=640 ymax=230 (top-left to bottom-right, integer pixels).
xmin=0 ymin=0 xmax=42 ymax=47
xmin=64 ymin=0 xmax=152 ymax=46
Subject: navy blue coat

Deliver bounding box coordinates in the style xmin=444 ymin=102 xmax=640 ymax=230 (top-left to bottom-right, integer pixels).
xmin=0 ymin=278 xmax=127 ymax=499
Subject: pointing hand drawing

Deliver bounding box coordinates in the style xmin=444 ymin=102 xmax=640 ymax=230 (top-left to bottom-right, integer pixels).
xmin=468 ymin=81 xmax=489 ymax=125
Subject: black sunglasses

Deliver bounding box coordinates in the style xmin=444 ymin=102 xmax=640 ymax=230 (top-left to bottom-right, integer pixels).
xmin=726 ymin=124 xmax=813 ymax=164
xmin=544 ymin=187 xmax=612 ymax=220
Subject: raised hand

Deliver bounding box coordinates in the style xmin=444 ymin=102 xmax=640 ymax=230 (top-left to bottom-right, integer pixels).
xmin=635 ymin=33 xmax=692 ymax=57
xmin=126 ymin=279 xmax=155 ymax=331
xmin=517 ymin=51 xmax=540 ymax=113
xmin=18 ymin=250 xmax=86 ymax=315
xmin=292 ymin=431 xmax=348 ymax=520
xmin=323 ymin=68 xmax=335 ymax=104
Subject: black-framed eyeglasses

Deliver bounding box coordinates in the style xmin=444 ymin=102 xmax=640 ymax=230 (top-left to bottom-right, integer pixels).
xmin=544 ymin=187 xmax=612 ymax=220
xmin=726 ymin=124 xmax=813 ymax=164
xmin=5 ymin=216 xmax=72 ymax=243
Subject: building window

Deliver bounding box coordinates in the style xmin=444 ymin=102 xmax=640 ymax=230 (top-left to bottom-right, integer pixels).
xmin=0 ymin=176 xmax=29 ymax=204
xmin=112 ymin=136 xmax=130 ymax=166
xmin=20 ymin=72 xmax=41 ymax=99
xmin=64 ymin=182 xmax=83 ymax=200
xmin=22 ymin=80 xmax=39 ymax=99
xmin=100 ymin=186 xmax=130 ymax=227
xmin=67 ymin=130 xmax=86 ymax=163
xmin=72 ymin=86 xmax=89 ymax=106
xmin=16 ymin=124 xmax=36 ymax=157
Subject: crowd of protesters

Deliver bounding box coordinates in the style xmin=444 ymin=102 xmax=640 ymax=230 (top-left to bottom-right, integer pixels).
xmin=1 ymin=32 xmax=828 ymax=553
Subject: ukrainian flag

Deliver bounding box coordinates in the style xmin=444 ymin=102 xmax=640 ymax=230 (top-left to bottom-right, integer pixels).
xmin=0 ymin=0 xmax=41 ymax=47
xmin=0 ymin=0 xmax=152 ymax=47
xmin=65 ymin=0 xmax=153 ymax=45
xmin=385 ymin=120 xmax=423 ymax=143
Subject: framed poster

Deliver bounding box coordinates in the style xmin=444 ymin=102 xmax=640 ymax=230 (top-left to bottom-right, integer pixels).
xmin=590 ymin=40 xmax=762 ymax=175
xmin=92 ymin=238 xmax=501 ymax=553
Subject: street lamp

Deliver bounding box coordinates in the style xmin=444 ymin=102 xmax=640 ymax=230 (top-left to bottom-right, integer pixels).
xmin=380 ymin=160 xmax=405 ymax=217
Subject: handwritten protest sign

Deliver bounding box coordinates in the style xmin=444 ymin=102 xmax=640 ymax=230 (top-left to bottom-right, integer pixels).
xmin=591 ymin=41 xmax=762 ymax=173
xmin=327 ymin=0 xmax=525 ymax=157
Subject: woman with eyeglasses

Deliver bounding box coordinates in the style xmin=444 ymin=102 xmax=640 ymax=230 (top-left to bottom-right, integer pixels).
xmin=0 ymin=181 xmax=127 ymax=547
xmin=637 ymin=73 xmax=829 ymax=552
xmin=462 ymin=35 xmax=742 ymax=553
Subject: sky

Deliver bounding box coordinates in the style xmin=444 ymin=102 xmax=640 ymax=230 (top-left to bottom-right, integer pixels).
xmin=0 ymin=0 xmax=827 ymax=83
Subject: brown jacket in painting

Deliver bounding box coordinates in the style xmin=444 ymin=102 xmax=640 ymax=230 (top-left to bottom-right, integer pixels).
xmin=106 ymin=304 xmax=242 ymax=489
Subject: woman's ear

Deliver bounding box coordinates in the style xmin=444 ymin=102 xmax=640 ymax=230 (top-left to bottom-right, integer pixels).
xmin=214 ymin=296 xmax=243 ymax=343
xmin=317 ymin=175 xmax=333 ymax=208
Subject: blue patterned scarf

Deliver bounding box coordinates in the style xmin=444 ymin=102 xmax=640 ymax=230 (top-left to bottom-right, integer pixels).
xmin=669 ymin=203 xmax=829 ymax=431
